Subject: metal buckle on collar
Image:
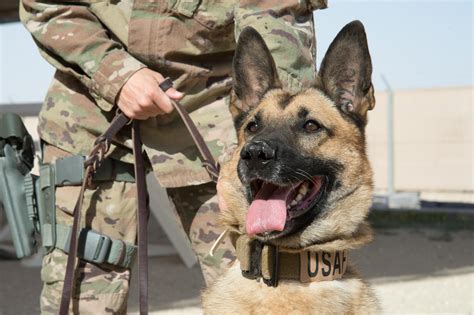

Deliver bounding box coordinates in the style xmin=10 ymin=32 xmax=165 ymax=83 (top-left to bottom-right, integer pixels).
xmin=78 ymin=229 xmax=112 ymax=264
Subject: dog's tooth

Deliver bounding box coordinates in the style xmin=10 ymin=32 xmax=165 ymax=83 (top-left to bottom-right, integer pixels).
xmin=290 ymin=200 xmax=298 ymax=206
xmin=299 ymin=185 xmax=308 ymax=195
xmin=295 ymin=193 xmax=303 ymax=202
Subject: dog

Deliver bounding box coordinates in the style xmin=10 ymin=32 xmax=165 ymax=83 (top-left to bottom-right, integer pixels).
xmin=203 ymin=20 xmax=379 ymax=314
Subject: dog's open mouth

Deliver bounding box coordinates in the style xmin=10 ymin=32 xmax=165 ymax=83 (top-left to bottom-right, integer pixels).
xmin=245 ymin=176 xmax=326 ymax=238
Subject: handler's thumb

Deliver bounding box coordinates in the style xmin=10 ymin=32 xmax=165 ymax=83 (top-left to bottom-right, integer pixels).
xmin=166 ymin=89 xmax=184 ymax=100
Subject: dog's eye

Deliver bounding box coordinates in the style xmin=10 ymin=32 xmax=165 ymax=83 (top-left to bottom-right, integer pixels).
xmin=246 ymin=121 xmax=259 ymax=133
xmin=303 ymin=120 xmax=321 ymax=133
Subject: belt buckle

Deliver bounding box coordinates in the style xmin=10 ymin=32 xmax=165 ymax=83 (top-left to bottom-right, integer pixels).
xmin=81 ymin=229 xmax=112 ymax=264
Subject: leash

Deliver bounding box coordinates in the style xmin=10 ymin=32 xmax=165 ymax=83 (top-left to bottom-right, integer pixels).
xmin=59 ymin=78 xmax=219 ymax=314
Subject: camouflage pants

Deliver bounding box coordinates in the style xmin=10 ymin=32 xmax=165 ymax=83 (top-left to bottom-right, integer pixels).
xmin=40 ymin=180 xmax=137 ymax=314
xmin=40 ymin=146 xmax=235 ymax=314
xmin=169 ymin=183 xmax=236 ymax=286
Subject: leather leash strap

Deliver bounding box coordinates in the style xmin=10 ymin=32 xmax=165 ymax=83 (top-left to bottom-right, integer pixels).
xmin=132 ymin=119 xmax=149 ymax=315
xmin=59 ymin=78 xmax=218 ymax=314
xmin=58 ymin=106 xmax=144 ymax=315
xmin=170 ymin=100 xmax=219 ymax=182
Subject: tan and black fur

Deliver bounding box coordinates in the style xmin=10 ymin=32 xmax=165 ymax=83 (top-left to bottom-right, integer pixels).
xmin=203 ymin=21 xmax=379 ymax=314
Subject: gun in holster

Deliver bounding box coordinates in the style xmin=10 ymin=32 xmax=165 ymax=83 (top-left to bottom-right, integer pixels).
xmin=0 ymin=112 xmax=72 ymax=258
xmin=0 ymin=113 xmax=39 ymax=258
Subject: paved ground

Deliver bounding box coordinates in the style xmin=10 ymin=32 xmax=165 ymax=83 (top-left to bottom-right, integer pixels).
xmin=0 ymin=214 xmax=473 ymax=314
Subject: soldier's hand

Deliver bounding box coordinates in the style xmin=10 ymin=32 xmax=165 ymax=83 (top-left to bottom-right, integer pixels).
xmin=116 ymin=68 xmax=183 ymax=120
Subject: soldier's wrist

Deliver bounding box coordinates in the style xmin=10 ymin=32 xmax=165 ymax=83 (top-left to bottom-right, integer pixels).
xmin=90 ymin=50 xmax=147 ymax=111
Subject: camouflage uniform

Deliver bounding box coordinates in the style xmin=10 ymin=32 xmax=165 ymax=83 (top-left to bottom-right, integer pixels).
xmin=20 ymin=0 xmax=326 ymax=313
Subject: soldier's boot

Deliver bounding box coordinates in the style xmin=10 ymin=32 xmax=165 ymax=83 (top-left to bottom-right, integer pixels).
xmin=168 ymin=183 xmax=236 ymax=286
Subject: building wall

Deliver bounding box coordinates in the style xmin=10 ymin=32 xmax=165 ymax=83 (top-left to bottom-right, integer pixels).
xmin=367 ymin=86 xmax=473 ymax=196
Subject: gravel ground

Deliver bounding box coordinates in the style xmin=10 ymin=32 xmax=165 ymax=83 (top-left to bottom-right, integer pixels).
xmin=1 ymin=219 xmax=472 ymax=314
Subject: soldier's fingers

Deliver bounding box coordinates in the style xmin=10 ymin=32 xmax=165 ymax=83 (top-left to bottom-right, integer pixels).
xmin=150 ymin=70 xmax=165 ymax=83
xmin=166 ymin=88 xmax=184 ymax=100
xmin=132 ymin=103 xmax=153 ymax=120
xmin=134 ymin=114 xmax=151 ymax=120
xmin=150 ymin=71 xmax=183 ymax=101
xmin=119 ymin=106 xmax=146 ymax=120
xmin=137 ymin=105 xmax=160 ymax=118
xmin=125 ymin=100 xmax=156 ymax=119
xmin=150 ymin=89 xmax=174 ymax=114
xmin=129 ymin=110 xmax=150 ymax=120
xmin=135 ymin=91 xmax=163 ymax=115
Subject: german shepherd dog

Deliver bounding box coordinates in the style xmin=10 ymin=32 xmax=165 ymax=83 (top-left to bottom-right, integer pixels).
xmin=203 ymin=21 xmax=379 ymax=314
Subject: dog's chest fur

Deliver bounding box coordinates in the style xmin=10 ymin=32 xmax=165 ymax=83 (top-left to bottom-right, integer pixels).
xmin=203 ymin=263 xmax=379 ymax=314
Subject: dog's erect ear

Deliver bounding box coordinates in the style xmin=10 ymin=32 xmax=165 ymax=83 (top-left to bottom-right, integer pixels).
xmin=231 ymin=27 xmax=282 ymax=127
xmin=318 ymin=20 xmax=375 ymax=127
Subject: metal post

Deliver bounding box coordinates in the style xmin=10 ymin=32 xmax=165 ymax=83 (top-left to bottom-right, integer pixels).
xmin=381 ymin=75 xmax=395 ymax=196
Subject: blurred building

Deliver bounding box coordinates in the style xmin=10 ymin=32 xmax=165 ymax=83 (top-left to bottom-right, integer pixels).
xmin=367 ymin=86 xmax=473 ymax=204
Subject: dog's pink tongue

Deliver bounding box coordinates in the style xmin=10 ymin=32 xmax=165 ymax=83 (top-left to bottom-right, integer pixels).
xmin=246 ymin=183 xmax=291 ymax=235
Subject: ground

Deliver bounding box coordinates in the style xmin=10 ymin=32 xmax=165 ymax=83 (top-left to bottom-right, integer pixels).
xmin=0 ymin=211 xmax=472 ymax=314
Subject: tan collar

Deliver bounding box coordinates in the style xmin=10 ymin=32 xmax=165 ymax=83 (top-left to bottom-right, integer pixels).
xmin=233 ymin=234 xmax=347 ymax=287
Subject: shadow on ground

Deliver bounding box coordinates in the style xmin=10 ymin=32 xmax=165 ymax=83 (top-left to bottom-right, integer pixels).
xmin=0 ymin=211 xmax=472 ymax=314
xmin=352 ymin=211 xmax=474 ymax=280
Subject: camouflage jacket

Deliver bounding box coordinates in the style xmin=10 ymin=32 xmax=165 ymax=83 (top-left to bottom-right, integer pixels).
xmin=20 ymin=0 xmax=327 ymax=187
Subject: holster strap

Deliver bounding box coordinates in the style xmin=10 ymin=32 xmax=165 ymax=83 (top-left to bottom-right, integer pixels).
xmin=50 ymin=224 xmax=137 ymax=268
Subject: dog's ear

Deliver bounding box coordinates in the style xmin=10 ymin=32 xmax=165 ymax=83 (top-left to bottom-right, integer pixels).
xmin=231 ymin=27 xmax=282 ymax=128
xmin=318 ymin=20 xmax=375 ymax=127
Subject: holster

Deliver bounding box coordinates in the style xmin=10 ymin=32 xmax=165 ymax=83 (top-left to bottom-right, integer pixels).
xmin=1 ymin=113 xmax=137 ymax=262
xmin=0 ymin=113 xmax=63 ymax=257
xmin=0 ymin=113 xmax=37 ymax=258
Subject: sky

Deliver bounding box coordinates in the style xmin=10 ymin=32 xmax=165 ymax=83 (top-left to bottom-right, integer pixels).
xmin=315 ymin=1 xmax=473 ymax=91
xmin=0 ymin=1 xmax=472 ymax=104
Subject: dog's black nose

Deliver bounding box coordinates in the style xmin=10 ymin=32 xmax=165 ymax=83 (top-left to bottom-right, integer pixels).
xmin=240 ymin=140 xmax=276 ymax=169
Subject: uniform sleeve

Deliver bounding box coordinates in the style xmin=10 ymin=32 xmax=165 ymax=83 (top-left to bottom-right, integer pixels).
xmin=235 ymin=0 xmax=328 ymax=92
xmin=19 ymin=0 xmax=147 ymax=111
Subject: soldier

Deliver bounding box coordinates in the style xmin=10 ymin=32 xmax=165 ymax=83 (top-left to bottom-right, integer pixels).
xmin=20 ymin=0 xmax=327 ymax=313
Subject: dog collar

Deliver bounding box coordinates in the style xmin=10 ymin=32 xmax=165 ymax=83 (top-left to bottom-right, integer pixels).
xmin=233 ymin=234 xmax=347 ymax=287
